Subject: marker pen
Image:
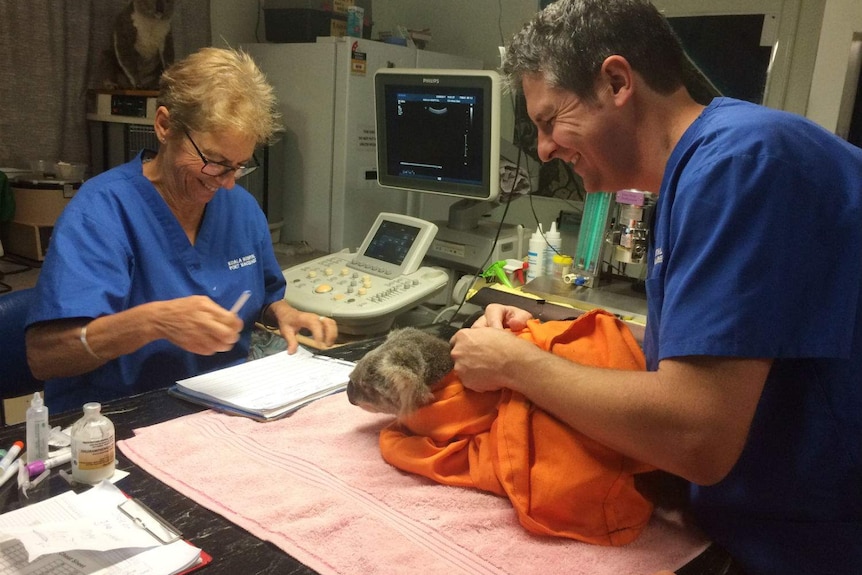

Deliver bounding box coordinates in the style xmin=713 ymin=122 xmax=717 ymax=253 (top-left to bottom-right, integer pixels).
xmin=25 ymin=449 xmax=72 ymax=478
xmin=0 ymin=441 xmax=23 ymax=474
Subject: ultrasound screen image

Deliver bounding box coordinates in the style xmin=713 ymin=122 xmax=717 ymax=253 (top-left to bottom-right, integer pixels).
xmin=385 ymin=88 xmax=484 ymax=185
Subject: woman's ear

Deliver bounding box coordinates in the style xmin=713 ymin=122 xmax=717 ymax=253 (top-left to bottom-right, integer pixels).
xmin=153 ymin=105 xmax=172 ymax=143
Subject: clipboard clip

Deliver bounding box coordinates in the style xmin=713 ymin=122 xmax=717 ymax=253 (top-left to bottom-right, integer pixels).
xmin=118 ymin=497 xmax=183 ymax=544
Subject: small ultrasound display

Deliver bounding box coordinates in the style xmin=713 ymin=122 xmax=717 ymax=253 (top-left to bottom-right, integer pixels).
xmin=364 ymin=220 xmax=420 ymax=266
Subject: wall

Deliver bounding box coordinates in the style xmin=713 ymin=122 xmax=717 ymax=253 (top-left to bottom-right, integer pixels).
xmin=210 ymin=0 xmax=536 ymax=139
xmin=807 ymin=0 xmax=862 ymax=132
xmin=212 ymin=1 xmax=861 ymax=132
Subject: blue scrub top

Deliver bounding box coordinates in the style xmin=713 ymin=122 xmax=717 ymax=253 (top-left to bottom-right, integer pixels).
xmin=645 ymin=98 xmax=862 ymax=574
xmin=28 ymin=152 xmax=287 ymax=413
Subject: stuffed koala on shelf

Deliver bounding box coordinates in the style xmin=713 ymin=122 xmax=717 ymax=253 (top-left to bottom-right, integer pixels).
xmin=346 ymin=327 xmax=454 ymax=417
xmin=104 ymin=0 xmax=177 ymax=90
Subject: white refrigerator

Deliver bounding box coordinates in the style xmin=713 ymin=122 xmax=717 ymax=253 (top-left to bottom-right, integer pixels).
xmin=243 ymin=38 xmax=481 ymax=253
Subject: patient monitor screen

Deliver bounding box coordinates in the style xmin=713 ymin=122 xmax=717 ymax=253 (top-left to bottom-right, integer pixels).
xmin=363 ymin=219 xmax=421 ymax=266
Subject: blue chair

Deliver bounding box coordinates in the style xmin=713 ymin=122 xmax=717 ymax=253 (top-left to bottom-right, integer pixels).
xmin=0 ymin=288 xmax=42 ymax=425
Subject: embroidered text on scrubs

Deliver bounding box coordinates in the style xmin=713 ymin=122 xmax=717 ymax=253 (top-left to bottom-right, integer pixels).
xmin=228 ymin=254 xmax=258 ymax=270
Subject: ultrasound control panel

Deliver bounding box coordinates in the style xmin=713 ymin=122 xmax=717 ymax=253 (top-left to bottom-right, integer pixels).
xmin=283 ymin=252 xmax=448 ymax=335
xmin=282 ymin=213 xmax=448 ymax=335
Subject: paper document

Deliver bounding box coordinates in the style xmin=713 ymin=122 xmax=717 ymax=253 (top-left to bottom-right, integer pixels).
xmin=0 ymin=481 xmax=203 ymax=575
xmin=171 ymin=348 xmax=355 ymax=421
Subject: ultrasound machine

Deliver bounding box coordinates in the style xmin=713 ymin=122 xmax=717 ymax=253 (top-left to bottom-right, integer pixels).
xmin=283 ymin=68 xmax=517 ymax=335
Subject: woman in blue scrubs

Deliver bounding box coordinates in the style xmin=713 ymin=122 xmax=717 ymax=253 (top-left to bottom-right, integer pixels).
xmin=26 ymin=47 xmax=337 ymax=413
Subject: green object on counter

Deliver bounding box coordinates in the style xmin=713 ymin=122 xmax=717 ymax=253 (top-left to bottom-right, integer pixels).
xmin=482 ymin=260 xmax=513 ymax=288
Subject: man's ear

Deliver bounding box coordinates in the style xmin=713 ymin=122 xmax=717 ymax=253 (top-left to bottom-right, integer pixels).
xmin=600 ymin=55 xmax=634 ymax=105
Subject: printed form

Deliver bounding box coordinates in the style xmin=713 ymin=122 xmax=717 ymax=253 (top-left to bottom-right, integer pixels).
xmin=0 ymin=481 xmax=201 ymax=575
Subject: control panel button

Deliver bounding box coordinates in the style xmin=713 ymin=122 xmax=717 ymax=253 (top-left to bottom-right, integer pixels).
xmin=314 ymin=284 xmax=333 ymax=294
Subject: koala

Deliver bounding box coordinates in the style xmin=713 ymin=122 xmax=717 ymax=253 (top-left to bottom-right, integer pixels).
xmin=104 ymin=0 xmax=177 ymax=90
xmin=346 ymin=327 xmax=454 ymax=417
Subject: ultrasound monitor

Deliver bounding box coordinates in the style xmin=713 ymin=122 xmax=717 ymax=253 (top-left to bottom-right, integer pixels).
xmin=375 ymin=68 xmax=501 ymax=231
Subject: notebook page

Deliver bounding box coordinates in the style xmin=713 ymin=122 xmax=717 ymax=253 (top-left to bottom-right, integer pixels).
xmin=176 ymin=350 xmax=355 ymax=412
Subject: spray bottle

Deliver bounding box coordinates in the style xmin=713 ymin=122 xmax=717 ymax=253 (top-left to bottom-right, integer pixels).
xmin=526 ymin=224 xmax=545 ymax=282
xmin=25 ymin=392 xmax=49 ymax=463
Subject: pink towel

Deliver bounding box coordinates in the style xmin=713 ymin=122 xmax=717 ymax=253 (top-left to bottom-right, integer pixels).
xmin=118 ymin=394 xmax=709 ymax=575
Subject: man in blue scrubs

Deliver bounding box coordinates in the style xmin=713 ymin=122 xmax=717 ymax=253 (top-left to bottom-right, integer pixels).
xmin=449 ymin=1 xmax=862 ymax=573
xmin=26 ymin=48 xmax=337 ymax=413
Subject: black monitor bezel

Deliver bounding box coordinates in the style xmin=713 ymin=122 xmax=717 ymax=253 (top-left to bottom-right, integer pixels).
xmin=374 ymin=68 xmax=500 ymax=202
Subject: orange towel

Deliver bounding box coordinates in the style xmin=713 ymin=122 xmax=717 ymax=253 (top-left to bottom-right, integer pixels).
xmin=379 ymin=309 xmax=655 ymax=546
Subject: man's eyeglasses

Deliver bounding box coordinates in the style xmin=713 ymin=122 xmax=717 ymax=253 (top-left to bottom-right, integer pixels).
xmin=184 ymin=130 xmax=258 ymax=178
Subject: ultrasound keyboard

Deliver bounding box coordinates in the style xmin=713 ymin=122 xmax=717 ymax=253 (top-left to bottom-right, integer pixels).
xmin=282 ymin=252 xmax=449 ymax=335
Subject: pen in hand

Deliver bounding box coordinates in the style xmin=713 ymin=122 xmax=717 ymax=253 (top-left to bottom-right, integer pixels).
xmin=229 ymin=290 xmax=252 ymax=315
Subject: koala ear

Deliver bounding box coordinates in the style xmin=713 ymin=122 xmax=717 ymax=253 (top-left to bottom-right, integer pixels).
xmin=380 ymin=349 xmax=436 ymax=415
xmin=387 ymin=371 xmax=435 ymax=416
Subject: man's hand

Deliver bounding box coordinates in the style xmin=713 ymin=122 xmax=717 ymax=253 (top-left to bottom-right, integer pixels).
xmin=470 ymin=303 xmax=533 ymax=330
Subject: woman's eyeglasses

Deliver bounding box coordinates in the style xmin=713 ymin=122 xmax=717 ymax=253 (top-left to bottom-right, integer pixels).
xmin=184 ymin=130 xmax=258 ymax=178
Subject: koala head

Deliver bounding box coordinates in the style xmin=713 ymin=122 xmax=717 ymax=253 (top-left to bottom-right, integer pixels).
xmin=133 ymin=0 xmax=177 ymax=20
xmin=346 ymin=327 xmax=455 ymax=417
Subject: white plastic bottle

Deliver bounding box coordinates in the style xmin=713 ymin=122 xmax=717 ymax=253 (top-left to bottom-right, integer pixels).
xmin=70 ymin=402 xmax=115 ymax=484
xmin=543 ymin=220 xmax=562 ymax=275
xmin=25 ymin=392 xmax=49 ymax=463
xmin=526 ymin=224 xmax=545 ymax=282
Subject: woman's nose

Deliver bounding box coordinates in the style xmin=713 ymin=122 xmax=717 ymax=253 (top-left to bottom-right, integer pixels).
xmin=215 ymin=171 xmax=237 ymax=190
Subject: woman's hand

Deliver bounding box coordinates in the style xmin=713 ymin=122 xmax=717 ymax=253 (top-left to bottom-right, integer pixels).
xmin=268 ymin=300 xmax=338 ymax=353
xmin=155 ymin=295 xmax=245 ymax=355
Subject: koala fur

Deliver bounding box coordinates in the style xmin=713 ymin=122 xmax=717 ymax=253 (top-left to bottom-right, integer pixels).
xmin=346 ymin=327 xmax=454 ymax=417
xmin=104 ymin=0 xmax=177 ymax=90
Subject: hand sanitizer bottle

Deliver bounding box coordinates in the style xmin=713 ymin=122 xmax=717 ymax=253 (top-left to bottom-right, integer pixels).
xmin=25 ymin=392 xmax=49 ymax=463
xmin=71 ymin=402 xmax=115 ymax=484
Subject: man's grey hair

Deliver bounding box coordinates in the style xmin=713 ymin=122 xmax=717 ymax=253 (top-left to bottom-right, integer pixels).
xmin=500 ymin=0 xmax=688 ymax=103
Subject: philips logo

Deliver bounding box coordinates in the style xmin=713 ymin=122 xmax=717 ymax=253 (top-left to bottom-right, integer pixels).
xmin=422 ymin=78 xmax=440 ymax=84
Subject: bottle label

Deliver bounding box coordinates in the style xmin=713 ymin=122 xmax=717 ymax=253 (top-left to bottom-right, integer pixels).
xmin=76 ymin=435 xmax=115 ymax=471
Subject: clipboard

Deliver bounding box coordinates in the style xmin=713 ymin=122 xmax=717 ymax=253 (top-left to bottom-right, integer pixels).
xmin=119 ymin=497 xmax=183 ymax=544
xmin=118 ymin=495 xmax=213 ymax=574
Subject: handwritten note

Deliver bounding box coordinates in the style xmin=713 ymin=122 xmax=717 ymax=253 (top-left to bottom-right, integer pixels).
xmin=172 ymin=348 xmax=355 ymax=420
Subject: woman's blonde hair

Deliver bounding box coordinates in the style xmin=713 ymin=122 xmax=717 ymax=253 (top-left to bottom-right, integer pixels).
xmin=157 ymin=47 xmax=282 ymax=144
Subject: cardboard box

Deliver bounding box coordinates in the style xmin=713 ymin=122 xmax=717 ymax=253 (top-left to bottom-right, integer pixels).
xmin=1 ymin=221 xmax=54 ymax=261
xmin=263 ymin=0 xmax=372 ymax=42
xmin=10 ymin=183 xmax=78 ymax=226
